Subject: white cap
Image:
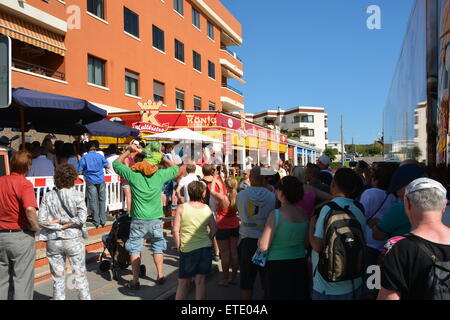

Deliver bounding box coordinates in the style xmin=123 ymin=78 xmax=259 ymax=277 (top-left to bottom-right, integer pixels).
xmin=318 ymin=155 xmax=331 ymax=167
xmin=405 ymin=178 xmax=447 ymax=197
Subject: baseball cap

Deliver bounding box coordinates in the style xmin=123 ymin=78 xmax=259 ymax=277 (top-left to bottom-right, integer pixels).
xmin=250 ymin=166 xmax=277 ymax=177
xmin=387 ymin=164 xmax=426 ymax=193
xmin=318 ymin=155 xmax=331 ymax=167
xmin=405 ymin=178 xmax=447 ymax=198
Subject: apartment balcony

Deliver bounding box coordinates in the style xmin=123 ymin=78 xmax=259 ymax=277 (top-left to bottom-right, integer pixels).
xmin=289 ymin=121 xmax=316 ymax=131
xmin=220 ymin=49 xmax=243 ymax=74
xmin=221 ymin=85 xmax=244 ymax=112
xmin=12 ymin=58 xmax=66 ymax=81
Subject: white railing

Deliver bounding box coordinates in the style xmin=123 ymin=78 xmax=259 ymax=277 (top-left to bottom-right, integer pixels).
xmin=26 ymin=175 xmax=125 ymax=213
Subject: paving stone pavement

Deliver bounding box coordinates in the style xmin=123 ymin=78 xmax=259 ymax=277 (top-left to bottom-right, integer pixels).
xmin=33 ymin=231 xmax=263 ymax=301
xmin=34 ymin=231 xmax=184 ymax=300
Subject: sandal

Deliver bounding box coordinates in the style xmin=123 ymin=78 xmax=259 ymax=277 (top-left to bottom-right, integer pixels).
xmin=124 ymin=280 xmax=140 ymax=290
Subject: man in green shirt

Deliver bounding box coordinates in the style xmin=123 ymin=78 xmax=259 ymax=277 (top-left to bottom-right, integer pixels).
xmin=113 ymin=143 xmax=179 ymax=290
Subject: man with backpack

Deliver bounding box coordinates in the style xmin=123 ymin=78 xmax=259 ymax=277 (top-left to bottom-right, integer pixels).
xmin=378 ymin=178 xmax=450 ymax=300
xmin=309 ymin=168 xmax=366 ymax=300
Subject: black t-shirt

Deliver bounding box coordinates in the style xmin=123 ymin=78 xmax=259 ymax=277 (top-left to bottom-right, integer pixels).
xmin=381 ymin=234 xmax=450 ymax=300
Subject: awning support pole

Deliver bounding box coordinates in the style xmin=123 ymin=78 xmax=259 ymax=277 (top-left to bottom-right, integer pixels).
xmin=19 ymin=106 xmax=25 ymax=149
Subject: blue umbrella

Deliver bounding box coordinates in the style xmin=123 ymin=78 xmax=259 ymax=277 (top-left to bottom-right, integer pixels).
xmin=0 ymin=87 xmax=107 ymax=128
xmin=33 ymin=119 xmax=140 ymax=138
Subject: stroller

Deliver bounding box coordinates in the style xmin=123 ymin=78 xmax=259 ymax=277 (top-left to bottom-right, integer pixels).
xmin=98 ymin=214 xmax=146 ymax=281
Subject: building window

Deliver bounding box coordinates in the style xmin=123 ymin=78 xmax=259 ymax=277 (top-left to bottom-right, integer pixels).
xmin=415 ymin=129 xmax=418 ymax=138
xmin=209 ymin=102 xmax=215 ymax=111
xmin=207 ymin=21 xmax=214 ymax=40
xmin=193 ymin=51 xmax=201 ymax=72
xmin=208 ymin=61 xmax=215 ymax=79
xmin=194 ymin=96 xmax=201 ymax=111
xmin=325 ymin=120 xmax=327 ymax=128
xmin=325 ymin=132 xmax=328 ymax=140
xmin=124 ymin=7 xmax=139 ymax=38
xmin=301 ymin=115 xmax=314 ymax=123
xmin=415 ymin=115 xmax=418 ymax=125
xmin=192 ymin=7 xmax=200 ymax=29
xmin=87 ymin=0 xmax=104 ymax=19
xmin=125 ymin=70 xmax=139 ymax=96
xmin=174 ymin=0 xmax=183 ymax=15
xmin=88 ymin=55 xmax=106 ymax=87
xmin=176 ymin=89 xmax=185 ymax=110
xmin=153 ymin=80 xmax=165 ymax=103
xmin=301 ymin=129 xmax=314 ymax=137
xmin=293 ymin=116 xmax=300 ymax=123
xmin=152 ymin=25 xmax=165 ymax=52
xmin=175 ymin=39 xmax=184 ymax=62
xmin=281 ymin=116 xmax=286 ymax=123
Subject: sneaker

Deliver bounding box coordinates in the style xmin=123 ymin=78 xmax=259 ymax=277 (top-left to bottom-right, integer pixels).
xmin=124 ymin=280 xmax=140 ymax=290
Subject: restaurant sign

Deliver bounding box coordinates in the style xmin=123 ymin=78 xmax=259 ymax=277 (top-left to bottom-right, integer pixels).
xmin=132 ymin=100 xmax=169 ymax=133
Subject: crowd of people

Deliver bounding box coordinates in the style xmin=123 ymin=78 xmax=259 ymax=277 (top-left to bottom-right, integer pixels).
xmin=1 ymin=135 xmax=450 ymax=301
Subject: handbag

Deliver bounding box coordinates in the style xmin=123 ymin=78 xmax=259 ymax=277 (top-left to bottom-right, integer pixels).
xmin=55 ymin=190 xmax=89 ymax=239
xmin=252 ymin=210 xmax=280 ymax=267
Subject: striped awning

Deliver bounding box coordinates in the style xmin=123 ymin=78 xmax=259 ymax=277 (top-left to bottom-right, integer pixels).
xmin=0 ymin=11 xmax=66 ymax=56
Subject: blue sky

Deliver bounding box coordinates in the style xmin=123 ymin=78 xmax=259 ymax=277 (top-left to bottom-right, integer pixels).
xmin=221 ymin=0 xmax=415 ymax=144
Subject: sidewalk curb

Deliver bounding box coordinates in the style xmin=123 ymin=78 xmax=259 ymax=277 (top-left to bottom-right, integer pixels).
xmin=154 ymin=263 xmax=220 ymax=300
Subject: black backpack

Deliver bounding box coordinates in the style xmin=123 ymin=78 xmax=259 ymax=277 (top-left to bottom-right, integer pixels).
xmin=317 ymin=201 xmax=366 ymax=282
xmin=417 ymin=241 xmax=450 ymax=300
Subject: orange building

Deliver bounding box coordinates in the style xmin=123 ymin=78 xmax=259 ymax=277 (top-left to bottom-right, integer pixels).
xmin=2 ymin=0 xmax=244 ymax=113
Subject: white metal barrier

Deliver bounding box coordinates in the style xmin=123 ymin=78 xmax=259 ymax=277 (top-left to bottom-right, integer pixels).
xmin=26 ymin=175 xmax=125 ymax=213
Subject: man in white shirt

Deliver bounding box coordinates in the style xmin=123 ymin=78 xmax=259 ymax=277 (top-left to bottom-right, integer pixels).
xmin=176 ymin=164 xmax=199 ymax=203
xmin=27 ymin=147 xmax=55 ymax=177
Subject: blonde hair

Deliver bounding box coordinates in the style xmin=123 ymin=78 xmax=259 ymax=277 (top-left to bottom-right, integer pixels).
xmin=225 ymin=177 xmax=238 ymax=212
xmin=291 ymin=166 xmax=306 ymax=184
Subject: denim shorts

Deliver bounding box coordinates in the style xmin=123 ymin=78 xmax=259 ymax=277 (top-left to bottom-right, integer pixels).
xmin=125 ymin=218 xmax=167 ymax=255
xmin=179 ymin=247 xmax=213 ymax=279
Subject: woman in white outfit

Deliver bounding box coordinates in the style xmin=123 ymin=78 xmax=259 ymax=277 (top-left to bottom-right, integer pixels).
xmin=38 ymin=164 xmax=91 ymax=300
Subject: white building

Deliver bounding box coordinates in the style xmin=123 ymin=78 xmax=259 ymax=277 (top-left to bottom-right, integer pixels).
xmin=246 ymin=106 xmax=329 ymax=150
xmin=414 ymin=102 xmax=427 ymax=162
xmin=327 ymin=142 xmax=346 ymax=153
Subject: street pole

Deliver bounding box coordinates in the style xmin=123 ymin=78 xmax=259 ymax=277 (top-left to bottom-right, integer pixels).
xmin=341 ymin=115 xmax=344 ymax=166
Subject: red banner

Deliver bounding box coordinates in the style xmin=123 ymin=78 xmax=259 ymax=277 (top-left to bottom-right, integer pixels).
xmin=288 ymin=147 xmax=295 ymax=159
xmin=107 ymin=111 xmax=288 ymax=143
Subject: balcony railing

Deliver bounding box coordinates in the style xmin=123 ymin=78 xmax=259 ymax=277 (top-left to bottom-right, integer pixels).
xmin=224 ymin=48 xmax=243 ymax=63
xmin=222 ymin=84 xmax=243 ymax=96
xmin=12 ymin=58 xmax=66 ymax=81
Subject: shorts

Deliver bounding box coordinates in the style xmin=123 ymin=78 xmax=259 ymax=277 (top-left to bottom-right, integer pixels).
xmin=122 ymin=184 xmax=130 ymax=189
xmin=216 ymin=227 xmax=239 ymax=241
xmin=179 ymin=247 xmax=213 ymax=279
xmin=163 ymin=180 xmax=174 ymax=197
xmin=125 ymin=218 xmax=167 ymax=255
xmin=238 ymin=238 xmax=266 ymax=291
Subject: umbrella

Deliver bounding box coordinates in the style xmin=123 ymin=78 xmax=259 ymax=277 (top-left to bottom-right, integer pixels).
xmin=0 ymin=88 xmax=107 ymax=130
xmin=0 ymin=87 xmax=107 ymax=145
xmin=145 ymin=128 xmax=223 ymax=144
xmin=33 ymin=119 xmax=140 ymax=138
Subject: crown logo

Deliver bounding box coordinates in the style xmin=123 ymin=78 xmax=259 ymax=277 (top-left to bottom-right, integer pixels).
xmin=138 ymin=100 xmax=165 ymax=125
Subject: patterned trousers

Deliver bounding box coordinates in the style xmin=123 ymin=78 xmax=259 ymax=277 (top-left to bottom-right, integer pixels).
xmin=46 ymin=238 xmax=91 ymax=300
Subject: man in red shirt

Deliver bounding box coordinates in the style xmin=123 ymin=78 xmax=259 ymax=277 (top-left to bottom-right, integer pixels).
xmin=0 ymin=151 xmax=40 ymax=300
